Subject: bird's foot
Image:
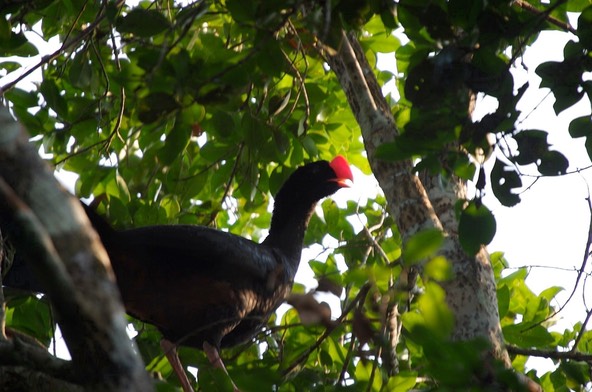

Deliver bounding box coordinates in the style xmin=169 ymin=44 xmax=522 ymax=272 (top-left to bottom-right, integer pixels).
xmin=203 ymin=341 xmax=241 ymax=392
xmin=161 ymin=339 xmax=195 ymax=392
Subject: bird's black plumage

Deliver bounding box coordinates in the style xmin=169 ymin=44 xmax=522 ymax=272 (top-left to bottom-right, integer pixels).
xmin=102 ymin=158 xmax=352 ymax=350
xmin=4 ymin=157 xmax=353 ymax=353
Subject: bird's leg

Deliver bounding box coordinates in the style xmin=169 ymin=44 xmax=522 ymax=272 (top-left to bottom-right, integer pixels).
xmin=203 ymin=341 xmax=241 ymax=392
xmin=161 ymin=339 xmax=195 ymax=392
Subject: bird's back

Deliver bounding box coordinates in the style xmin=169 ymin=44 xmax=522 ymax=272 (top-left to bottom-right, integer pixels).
xmin=103 ymin=225 xmax=296 ymax=348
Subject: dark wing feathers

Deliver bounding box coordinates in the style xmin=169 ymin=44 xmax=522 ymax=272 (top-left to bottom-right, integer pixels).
xmin=110 ymin=225 xmax=289 ymax=283
xmin=103 ymin=225 xmax=297 ymax=347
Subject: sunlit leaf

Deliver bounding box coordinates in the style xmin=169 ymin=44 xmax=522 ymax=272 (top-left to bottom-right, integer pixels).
xmin=402 ymin=229 xmax=444 ymax=265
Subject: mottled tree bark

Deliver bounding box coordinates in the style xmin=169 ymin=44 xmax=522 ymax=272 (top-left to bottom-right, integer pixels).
xmin=323 ymin=30 xmax=509 ymax=364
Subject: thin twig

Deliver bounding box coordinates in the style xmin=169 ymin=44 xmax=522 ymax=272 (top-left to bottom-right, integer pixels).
xmin=366 ymin=302 xmax=382 ymax=392
xmin=107 ymin=28 xmax=126 ymax=151
xmin=525 ymin=185 xmax=592 ymax=332
xmin=337 ymin=333 xmax=356 ymax=385
xmin=556 ymin=189 xmax=592 ymax=314
xmin=571 ymin=306 xmax=592 ymax=354
xmin=207 ymin=143 xmax=244 ymax=226
xmin=507 ymin=345 xmax=592 ymax=362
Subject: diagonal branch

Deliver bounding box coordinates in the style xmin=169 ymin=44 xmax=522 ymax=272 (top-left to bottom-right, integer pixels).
xmin=0 ymin=106 xmax=152 ymax=391
xmin=321 ymin=31 xmax=443 ymax=239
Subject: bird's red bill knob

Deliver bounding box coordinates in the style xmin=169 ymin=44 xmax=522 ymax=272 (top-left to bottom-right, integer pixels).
xmin=329 ymin=155 xmax=354 ymax=187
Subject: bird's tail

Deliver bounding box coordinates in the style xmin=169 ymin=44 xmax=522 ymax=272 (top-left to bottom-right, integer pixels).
xmin=2 ymin=202 xmax=115 ymax=293
xmin=80 ymin=202 xmax=116 ymax=242
xmin=2 ymin=250 xmax=43 ymax=292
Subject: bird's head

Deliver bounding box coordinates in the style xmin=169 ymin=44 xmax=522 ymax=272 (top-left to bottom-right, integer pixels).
xmin=278 ymin=156 xmax=354 ymax=203
xmin=265 ymin=156 xmax=354 ymax=254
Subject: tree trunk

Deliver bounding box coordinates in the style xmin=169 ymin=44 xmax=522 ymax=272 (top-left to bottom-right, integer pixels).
xmin=323 ymin=31 xmax=510 ymax=365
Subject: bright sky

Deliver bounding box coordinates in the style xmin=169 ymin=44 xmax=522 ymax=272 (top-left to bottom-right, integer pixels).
xmin=482 ymin=30 xmax=592 ymax=372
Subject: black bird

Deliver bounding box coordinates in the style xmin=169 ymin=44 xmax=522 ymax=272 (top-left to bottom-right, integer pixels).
xmin=3 ymin=156 xmax=353 ymax=391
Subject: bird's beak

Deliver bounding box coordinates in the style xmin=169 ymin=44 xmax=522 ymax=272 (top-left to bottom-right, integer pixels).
xmin=331 ymin=177 xmax=353 ymax=188
xmin=329 ymin=156 xmax=354 ymax=187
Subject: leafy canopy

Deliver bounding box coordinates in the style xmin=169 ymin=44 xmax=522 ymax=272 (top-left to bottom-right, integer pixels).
xmin=2 ymin=0 xmax=592 ymax=391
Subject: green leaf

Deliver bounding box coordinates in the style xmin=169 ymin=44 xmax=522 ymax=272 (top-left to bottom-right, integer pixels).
xmin=560 ymin=361 xmax=590 ymax=385
xmin=0 ymin=16 xmax=11 ymax=42
xmin=116 ymin=8 xmax=171 ymax=37
xmin=490 ymin=251 xmax=509 ymax=279
xmin=5 ymin=88 xmax=38 ymax=108
xmin=567 ymin=0 xmax=592 ymax=12
xmin=160 ymin=195 xmax=180 ymax=219
xmin=497 ymin=284 xmax=510 ymax=319
xmin=200 ymin=141 xmax=232 ymax=163
xmin=402 ymin=228 xmax=444 ymax=265
xmin=538 ymin=150 xmax=568 ymax=176
xmin=535 ymin=61 xmax=563 ymax=89
xmin=380 ymin=6 xmax=398 ymax=30
xmin=539 ymin=286 xmax=564 ymax=303
xmin=40 ymin=79 xmax=68 ymax=118
xmin=513 ymin=130 xmax=549 ymax=166
xmin=586 ymin=136 xmax=592 ymax=163
xmin=68 ymin=54 xmax=93 ymax=89
xmin=503 ymin=323 xmax=555 ymax=348
xmin=226 ymin=0 xmax=257 ymax=23
xmin=424 ymin=256 xmax=452 ymax=281
xmin=568 ymin=115 xmax=592 ymax=138
xmin=448 ymin=0 xmax=484 ymax=29
xmin=553 ymin=88 xmax=584 ymax=115
xmin=577 ymin=6 xmax=592 ymax=50
xmin=363 ymin=32 xmax=400 ymax=53
xmin=0 ymin=32 xmax=38 ymax=56
xmin=498 ymin=267 xmax=528 ymax=286
xmin=459 ymin=201 xmax=496 ymax=254
xmin=0 ymin=61 xmax=21 ymax=73
xmin=6 ymin=296 xmax=54 ymax=347
xmin=453 ymin=156 xmax=477 ymax=181
xmin=322 ymin=199 xmax=340 ymax=231
xmin=138 ymin=92 xmax=180 ymax=124
xmin=204 ymin=110 xmax=235 ymax=140
xmin=375 ymin=140 xmax=415 ymax=161
xmin=301 ymin=135 xmax=318 ymax=157
xmin=418 ymin=282 xmax=454 ymax=338
xmin=159 ymin=120 xmax=192 ymax=165
xmin=387 ymin=371 xmax=418 ymax=392
xmin=491 ymin=158 xmax=521 ymax=207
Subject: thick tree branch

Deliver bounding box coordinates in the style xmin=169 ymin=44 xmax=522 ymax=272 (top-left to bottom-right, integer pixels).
xmin=320 ymin=30 xmax=515 ymax=376
xmin=0 ymin=332 xmax=76 ymax=382
xmin=321 ymin=31 xmax=443 ymax=238
xmin=0 ymin=106 xmax=153 ymax=391
xmin=0 ymin=178 xmax=84 ymax=324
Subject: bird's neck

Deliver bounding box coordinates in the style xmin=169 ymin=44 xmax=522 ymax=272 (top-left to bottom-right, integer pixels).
xmin=262 ymin=199 xmax=317 ymax=269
